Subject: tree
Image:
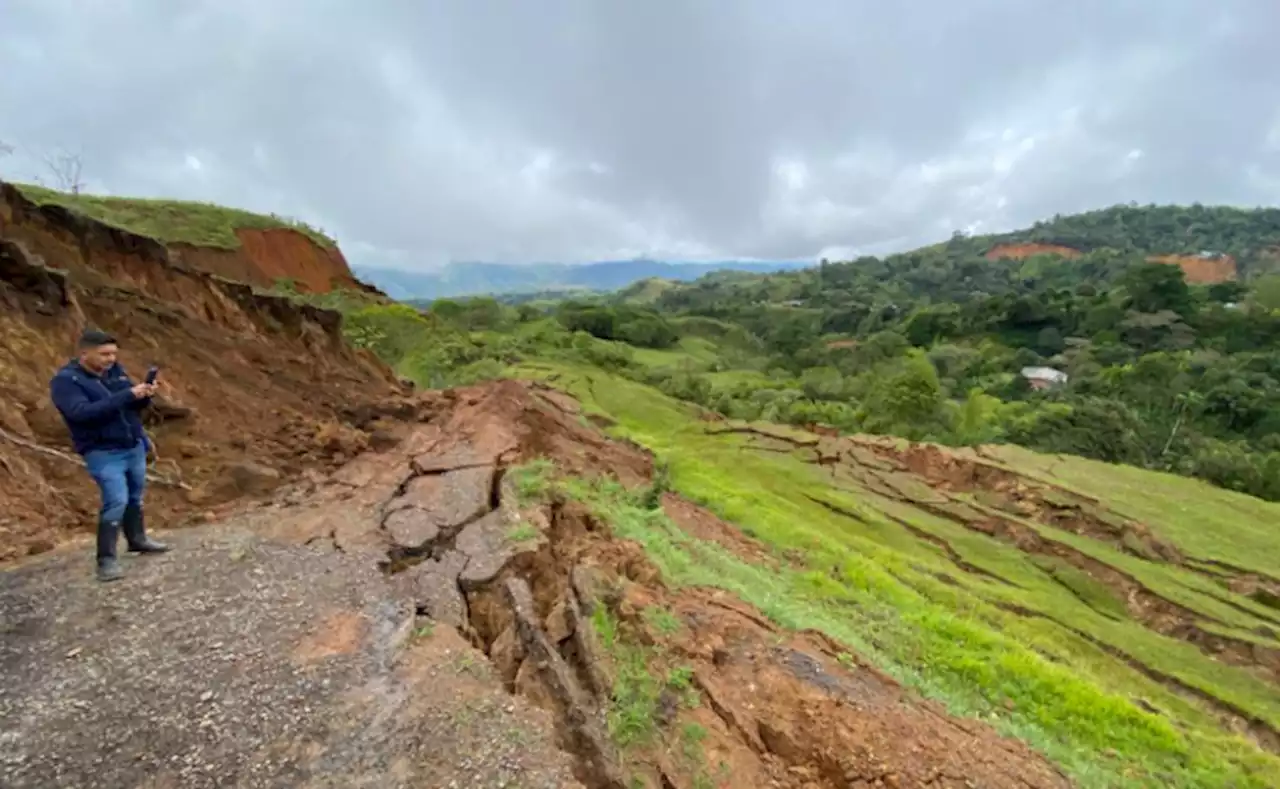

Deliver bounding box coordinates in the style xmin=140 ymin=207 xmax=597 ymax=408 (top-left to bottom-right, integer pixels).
xmin=617 ymin=314 xmax=677 ymax=349
xmin=858 ymin=352 xmax=947 ymax=440
xmin=42 ymin=149 xmax=86 ymax=194
xmin=1208 ymin=281 xmax=1248 ymax=304
xmin=1252 ymin=274 xmax=1280 ymax=312
xmin=1035 ymin=326 xmax=1066 ymax=355
xmin=1120 ymin=262 xmax=1192 ymax=316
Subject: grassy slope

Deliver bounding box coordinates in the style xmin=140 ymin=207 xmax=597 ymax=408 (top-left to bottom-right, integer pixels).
xmin=12 ymin=183 xmax=335 ymax=249
xmin=504 ymin=357 xmax=1280 ymax=789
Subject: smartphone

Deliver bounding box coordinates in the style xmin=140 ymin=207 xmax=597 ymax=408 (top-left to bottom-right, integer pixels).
xmin=145 ymin=366 xmax=160 ymax=384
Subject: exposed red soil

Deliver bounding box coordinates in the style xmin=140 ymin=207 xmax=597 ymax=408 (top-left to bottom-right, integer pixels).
xmin=172 ymin=226 xmax=365 ymax=293
xmin=984 ymin=243 xmax=1081 ymax=261
xmin=825 ymin=339 xmax=859 ymax=350
xmin=0 ymin=186 xmax=409 ymax=562
xmin=1147 ymin=253 xmax=1238 ymax=284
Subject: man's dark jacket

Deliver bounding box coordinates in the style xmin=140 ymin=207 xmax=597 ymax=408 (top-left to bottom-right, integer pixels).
xmin=49 ymin=360 xmax=152 ymax=456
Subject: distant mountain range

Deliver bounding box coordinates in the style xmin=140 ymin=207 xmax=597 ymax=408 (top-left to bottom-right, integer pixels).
xmin=350 ymin=259 xmax=812 ymax=300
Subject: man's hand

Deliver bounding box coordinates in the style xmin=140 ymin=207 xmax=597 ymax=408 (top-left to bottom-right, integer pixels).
xmin=130 ymin=383 xmax=157 ymax=399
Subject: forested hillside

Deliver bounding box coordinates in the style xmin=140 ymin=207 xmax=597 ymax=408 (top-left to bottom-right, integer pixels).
xmin=606 ymin=202 xmax=1280 ymax=502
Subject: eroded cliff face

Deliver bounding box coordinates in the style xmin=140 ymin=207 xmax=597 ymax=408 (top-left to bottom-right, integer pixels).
xmin=0 ymin=182 xmax=374 ymax=294
xmin=0 ymin=182 xmax=408 ymax=561
xmin=171 ymin=227 xmax=364 ymax=294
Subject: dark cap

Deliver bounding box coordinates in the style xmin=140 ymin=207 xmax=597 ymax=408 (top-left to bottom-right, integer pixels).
xmin=77 ymin=328 xmax=117 ymax=349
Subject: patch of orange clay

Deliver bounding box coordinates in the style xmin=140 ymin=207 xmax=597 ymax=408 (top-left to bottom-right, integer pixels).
xmin=984 ymin=243 xmax=1081 ymax=261
xmin=293 ymin=610 xmax=368 ymax=664
xmin=1147 ymin=254 xmax=1237 ymax=284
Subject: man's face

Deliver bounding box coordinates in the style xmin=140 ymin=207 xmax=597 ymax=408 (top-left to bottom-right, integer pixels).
xmin=79 ymin=343 xmax=118 ymax=374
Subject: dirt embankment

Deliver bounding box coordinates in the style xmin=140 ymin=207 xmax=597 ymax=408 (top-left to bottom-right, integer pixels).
xmin=0 ymin=379 xmax=1072 ymax=789
xmin=1147 ymin=253 xmax=1238 ymax=284
xmin=1 ymin=181 xmax=378 ymax=294
xmin=984 ymin=243 xmax=1081 ymax=261
xmin=0 ymin=198 xmax=408 ymax=562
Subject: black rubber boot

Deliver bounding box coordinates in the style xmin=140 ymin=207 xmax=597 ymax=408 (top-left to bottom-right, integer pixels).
xmin=97 ymin=557 xmax=123 ymax=582
xmin=122 ymin=502 xmax=169 ymax=554
xmin=96 ymin=519 xmax=124 ymax=582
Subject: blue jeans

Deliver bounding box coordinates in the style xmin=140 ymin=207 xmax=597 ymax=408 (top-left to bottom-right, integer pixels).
xmin=84 ymin=440 xmax=148 ymax=524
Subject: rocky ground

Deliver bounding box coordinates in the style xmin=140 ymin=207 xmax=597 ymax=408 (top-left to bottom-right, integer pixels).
xmin=0 ymin=380 xmax=1074 ymax=789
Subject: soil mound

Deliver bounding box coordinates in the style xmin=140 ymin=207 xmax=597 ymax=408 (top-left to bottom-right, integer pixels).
xmin=1 ymin=380 xmax=1073 ymax=789
xmin=0 ymin=197 xmax=407 ymax=562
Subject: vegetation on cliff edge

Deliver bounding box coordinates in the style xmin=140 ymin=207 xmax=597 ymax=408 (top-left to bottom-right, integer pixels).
xmin=11 ymin=182 xmax=335 ymax=249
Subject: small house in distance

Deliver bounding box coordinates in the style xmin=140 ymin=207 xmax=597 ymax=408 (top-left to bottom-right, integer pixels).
xmin=1020 ymin=366 xmax=1068 ymax=391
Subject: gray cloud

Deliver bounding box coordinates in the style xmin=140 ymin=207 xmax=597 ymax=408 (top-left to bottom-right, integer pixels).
xmin=2 ymin=0 xmax=1277 ymax=267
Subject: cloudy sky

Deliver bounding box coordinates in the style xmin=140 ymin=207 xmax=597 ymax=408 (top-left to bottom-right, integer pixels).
xmin=1 ymin=1 xmax=1277 ymax=269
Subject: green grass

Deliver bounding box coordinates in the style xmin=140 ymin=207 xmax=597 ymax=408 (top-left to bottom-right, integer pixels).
xmin=506 ymin=364 xmax=1280 ymax=789
xmin=581 ymin=577 xmax=719 ymax=788
xmin=627 ymin=336 xmax=721 ymax=371
xmin=507 ymin=457 xmax=556 ymax=505
xmin=13 ymin=182 xmax=335 ymax=249
xmin=505 ymin=523 xmax=540 ymax=543
xmin=642 ymin=605 xmax=683 ymax=636
xmin=594 ymin=603 xmax=664 ymax=748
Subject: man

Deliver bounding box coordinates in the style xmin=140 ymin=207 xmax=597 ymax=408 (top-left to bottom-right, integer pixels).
xmin=50 ymin=329 xmax=169 ymax=582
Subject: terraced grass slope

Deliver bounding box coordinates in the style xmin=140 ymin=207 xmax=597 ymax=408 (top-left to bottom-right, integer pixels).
xmin=508 ymin=360 xmax=1280 ymax=789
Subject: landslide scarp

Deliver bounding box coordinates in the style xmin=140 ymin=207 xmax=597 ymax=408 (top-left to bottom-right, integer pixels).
xmin=0 ymin=181 xmax=406 ymax=562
